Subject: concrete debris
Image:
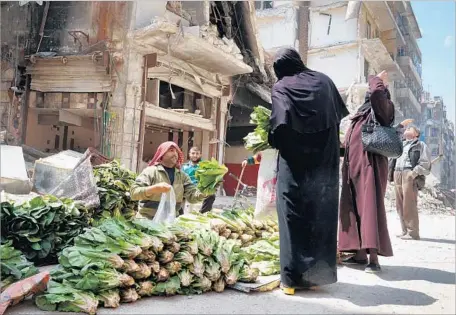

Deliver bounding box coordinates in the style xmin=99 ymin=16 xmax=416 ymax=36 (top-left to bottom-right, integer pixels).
xmin=200 ymin=24 xmax=244 ymax=60
xmin=385 ymin=184 xmax=455 ymax=214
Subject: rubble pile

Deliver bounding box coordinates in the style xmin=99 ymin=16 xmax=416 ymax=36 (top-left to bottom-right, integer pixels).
xmin=200 ymin=24 xmax=244 ymax=60
xmin=385 ymin=184 xmax=455 ymax=214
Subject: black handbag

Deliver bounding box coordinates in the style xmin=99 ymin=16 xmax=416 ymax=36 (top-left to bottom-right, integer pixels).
xmin=361 ymin=108 xmax=403 ymax=158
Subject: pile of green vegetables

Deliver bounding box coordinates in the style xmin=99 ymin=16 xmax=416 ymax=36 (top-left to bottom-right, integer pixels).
xmin=1 ymin=241 xmax=39 ymax=292
xmin=195 ymin=158 xmax=228 ymax=195
xmin=177 ymin=207 xmax=280 ymax=276
xmin=243 ymin=106 xmax=272 ymax=154
xmin=93 ymin=160 xmax=138 ymax=219
xmin=0 ymin=196 xmax=90 ymax=265
xmin=35 ymin=215 xmax=260 ymax=314
xmin=241 ymin=238 xmax=280 ymax=276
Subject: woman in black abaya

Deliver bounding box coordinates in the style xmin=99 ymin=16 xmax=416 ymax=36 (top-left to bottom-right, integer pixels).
xmin=268 ymin=48 xmax=349 ymax=295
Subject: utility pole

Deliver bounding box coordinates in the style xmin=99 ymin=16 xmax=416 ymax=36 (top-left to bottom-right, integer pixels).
xmin=297 ymin=1 xmax=310 ymax=64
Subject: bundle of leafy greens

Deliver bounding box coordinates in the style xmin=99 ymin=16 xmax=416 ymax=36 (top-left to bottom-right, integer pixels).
xmin=51 ymin=263 xmax=134 ymax=292
xmin=33 ymin=208 xmax=279 ymax=312
xmin=73 ymin=227 xmax=142 ymax=259
xmin=243 ymin=105 xmax=272 ymax=153
xmin=0 ymin=195 xmax=90 ymax=265
xmin=35 ymin=280 xmax=99 ymax=315
xmin=93 ymin=160 xmax=138 ymax=219
xmin=97 ymin=217 xmax=154 ymax=250
xmin=194 ymin=158 xmax=228 ymax=195
xmin=240 ymin=239 xmax=280 ymax=276
xmin=0 ymin=241 xmax=39 ymax=292
xmin=97 ymin=289 xmax=121 ymax=308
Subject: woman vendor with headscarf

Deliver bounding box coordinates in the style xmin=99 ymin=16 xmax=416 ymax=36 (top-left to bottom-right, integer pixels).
xmin=130 ymin=141 xmax=208 ymax=219
xmin=268 ymin=48 xmax=349 ymax=295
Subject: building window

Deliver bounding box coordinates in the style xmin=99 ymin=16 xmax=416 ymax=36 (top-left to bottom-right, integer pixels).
xmin=427 ymin=109 xmax=432 ymax=120
xmin=254 ymin=1 xmax=273 ymax=10
xmin=431 ymin=128 xmax=439 ymax=137
xmin=366 ymin=21 xmax=372 ymax=39
xmin=431 ymin=148 xmax=439 ymax=157
xmin=397 ymin=46 xmax=406 ymax=57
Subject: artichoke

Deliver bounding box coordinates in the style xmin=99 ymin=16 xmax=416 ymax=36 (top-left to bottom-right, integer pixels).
xmin=174 ymin=251 xmax=194 ymax=265
xmin=136 ymin=250 xmax=156 ymax=262
xmin=165 ymin=261 xmax=182 ymax=275
xmin=137 ymin=281 xmax=155 ymax=297
xmin=158 ymin=250 xmax=174 ymax=264
xmin=157 ymin=267 xmax=170 ymax=282
xmin=148 ymin=261 xmax=160 ymax=273
xmin=212 ymin=278 xmax=225 ymax=293
xmin=167 ymin=242 xmax=181 ymax=254
xmin=120 ymin=288 xmax=139 ymax=303
xmin=178 ymin=269 xmax=194 ymax=287
xmin=130 ymin=262 xmax=152 ymax=280
xmin=98 ymin=289 xmax=121 ymax=308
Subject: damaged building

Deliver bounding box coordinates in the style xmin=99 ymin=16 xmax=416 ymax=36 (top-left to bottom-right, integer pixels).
xmin=0 ymin=1 xmax=255 ymax=174
xmin=420 ymin=93 xmax=456 ymax=190
xmin=254 ymin=0 xmax=423 ymax=123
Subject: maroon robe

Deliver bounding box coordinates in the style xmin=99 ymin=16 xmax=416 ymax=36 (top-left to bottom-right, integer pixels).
xmin=339 ymin=76 xmax=394 ymax=257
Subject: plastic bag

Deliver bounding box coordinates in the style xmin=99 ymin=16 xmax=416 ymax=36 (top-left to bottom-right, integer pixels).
xmin=0 ymin=271 xmax=50 ymax=315
xmin=254 ymin=149 xmax=278 ymax=221
xmin=152 ymin=187 xmax=177 ymax=224
xmin=34 ymin=149 xmax=100 ymax=209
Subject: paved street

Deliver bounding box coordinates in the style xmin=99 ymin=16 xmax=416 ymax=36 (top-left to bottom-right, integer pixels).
xmin=7 ymin=211 xmax=455 ymax=315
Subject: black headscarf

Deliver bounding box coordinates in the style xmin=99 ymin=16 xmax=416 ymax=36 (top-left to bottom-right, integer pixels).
xmin=269 ymin=48 xmax=349 ymax=135
xmin=273 ymin=47 xmax=307 ymax=79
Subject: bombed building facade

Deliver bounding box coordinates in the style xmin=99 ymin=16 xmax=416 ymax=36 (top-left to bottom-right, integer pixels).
xmin=0 ymin=0 xmax=256 ymax=175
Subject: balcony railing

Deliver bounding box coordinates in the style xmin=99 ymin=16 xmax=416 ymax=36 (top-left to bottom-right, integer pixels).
xmin=394 ymin=81 xmax=422 ymax=103
xmin=397 ymin=49 xmax=422 ymax=77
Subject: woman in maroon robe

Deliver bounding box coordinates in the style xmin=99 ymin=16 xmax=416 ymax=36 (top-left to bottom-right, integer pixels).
xmin=339 ymin=71 xmax=394 ymax=273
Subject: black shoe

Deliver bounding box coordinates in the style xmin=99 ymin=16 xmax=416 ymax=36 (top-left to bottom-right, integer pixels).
xmin=342 ymin=257 xmax=368 ymax=265
xmin=365 ymin=263 xmax=382 ymax=273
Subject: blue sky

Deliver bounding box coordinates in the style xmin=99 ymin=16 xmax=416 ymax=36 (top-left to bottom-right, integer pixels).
xmin=412 ymin=1 xmax=455 ymax=124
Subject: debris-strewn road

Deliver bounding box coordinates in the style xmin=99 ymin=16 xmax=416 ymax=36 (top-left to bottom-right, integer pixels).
xmin=7 ymin=211 xmax=455 ymax=315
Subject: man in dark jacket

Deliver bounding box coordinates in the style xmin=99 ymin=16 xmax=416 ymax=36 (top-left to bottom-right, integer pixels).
xmin=389 ymin=126 xmax=431 ymax=240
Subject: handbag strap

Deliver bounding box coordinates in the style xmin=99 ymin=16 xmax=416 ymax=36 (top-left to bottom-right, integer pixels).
xmin=369 ymin=108 xmax=380 ymax=126
xmin=369 ymin=107 xmax=395 ymax=127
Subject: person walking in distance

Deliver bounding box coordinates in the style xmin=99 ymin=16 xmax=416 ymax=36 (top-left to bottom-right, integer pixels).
xmin=389 ymin=126 xmax=431 ymax=240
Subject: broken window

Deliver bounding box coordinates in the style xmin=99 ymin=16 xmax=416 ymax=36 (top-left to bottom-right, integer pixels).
xmin=158 ymin=82 xmax=213 ymax=119
xmin=159 ymin=82 xmax=184 ymax=110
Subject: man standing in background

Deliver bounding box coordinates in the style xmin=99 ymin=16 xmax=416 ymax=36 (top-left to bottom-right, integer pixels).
xmin=182 ymin=146 xmax=216 ymax=213
xmin=389 ymin=126 xmax=431 ymax=240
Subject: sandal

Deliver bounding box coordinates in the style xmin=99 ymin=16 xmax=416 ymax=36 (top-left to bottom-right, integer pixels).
xmin=282 ymin=287 xmax=295 ymax=295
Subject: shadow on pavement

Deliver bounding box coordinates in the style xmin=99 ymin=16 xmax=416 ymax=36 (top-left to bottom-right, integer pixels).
xmin=419 ymin=237 xmax=455 ymax=245
xmin=296 ymin=282 xmax=437 ymax=307
xmin=376 ymin=265 xmax=456 ymax=284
